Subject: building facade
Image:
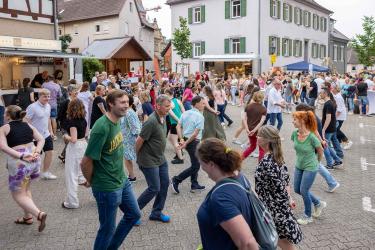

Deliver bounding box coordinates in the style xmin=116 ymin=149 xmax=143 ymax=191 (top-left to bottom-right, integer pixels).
xmin=328 ymin=19 xmax=349 ymax=74
xmin=167 ymin=0 xmax=332 ymax=75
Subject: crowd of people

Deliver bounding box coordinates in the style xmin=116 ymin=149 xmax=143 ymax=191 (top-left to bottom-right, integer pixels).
xmin=0 ymin=68 xmax=374 ymax=249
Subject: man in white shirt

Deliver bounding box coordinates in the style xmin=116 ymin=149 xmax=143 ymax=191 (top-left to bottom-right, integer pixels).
xmin=314 ymin=74 xmax=325 ymax=94
xmin=267 ymin=79 xmax=285 ymax=131
xmin=332 ymin=86 xmax=352 ymax=150
xmin=26 ymin=89 xmax=57 ymax=180
xmin=365 ymin=76 xmax=374 ymax=89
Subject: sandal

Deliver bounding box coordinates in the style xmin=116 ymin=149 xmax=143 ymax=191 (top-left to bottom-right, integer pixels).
xmin=37 ymin=211 xmax=47 ymax=232
xmin=14 ymin=216 xmax=33 ymax=225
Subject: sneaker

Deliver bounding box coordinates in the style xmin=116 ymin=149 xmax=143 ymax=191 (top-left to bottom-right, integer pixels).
xmin=149 ymin=213 xmax=170 ymax=223
xmin=313 ymin=201 xmax=327 ymax=218
xmin=134 ymin=219 xmax=141 ymax=226
xmin=232 ymin=139 xmax=242 ymax=145
xmin=227 ymin=121 xmax=233 ymax=127
xmin=40 ymin=171 xmax=57 ymax=180
xmin=326 ymin=165 xmax=335 ymax=171
xmin=171 ymin=177 xmax=180 ymax=194
xmin=171 ymin=158 xmax=184 ymax=164
xmin=333 ymin=161 xmax=343 ymax=169
xmin=297 ymin=215 xmax=313 ymax=225
xmin=128 ymin=177 xmax=137 ymax=183
xmin=250 ymin=152 xmax=259 ymax=158
xmin=190 ymin=184 xmax=206 ymax=193
xmin=327 ymin=182 xmax=340 ymax=193
xmin=343 ymin=141 xmax=353 ymax=150
xmin=241 ymin=143 xmax=249 ymax=150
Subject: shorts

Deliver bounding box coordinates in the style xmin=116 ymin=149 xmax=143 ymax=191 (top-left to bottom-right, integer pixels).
xmin=50 ymin=108 xmax=57 ymax=118
xmin=170 ymin=124 xmax=178 ymax=135
xmin=35 ymin=136 xmax=54 ymax=152
xmin=358 ymin=96 xmax=368 ymax=106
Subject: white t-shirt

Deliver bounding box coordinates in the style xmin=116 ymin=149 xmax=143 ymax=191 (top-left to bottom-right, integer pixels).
xmin=267 ymin=87 xmax=283 ymax=113
xmin=26 ymin=101 xmax=51 ymax=138
xmin=314 ymin=78 xmax=325 ymax=94
xmin=365 ymin=79 xmax=374 ymax=88
xmin=334 ymin=93 xmax=347 ymax=121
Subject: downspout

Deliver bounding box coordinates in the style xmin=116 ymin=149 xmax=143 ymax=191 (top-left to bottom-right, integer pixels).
xmin=53 ymin=0 xmax=59 ymax=41
xmin=257 ymin=0 xmax=261 ymax=74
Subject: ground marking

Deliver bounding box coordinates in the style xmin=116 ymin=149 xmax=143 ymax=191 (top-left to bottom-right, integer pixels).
xmin=359 ymin=123 xmax=375 ymax=128
xmin=360 ymin=136 xmax=375 ymax=144
xmin=362 ymin=197 xmax=375 ymax=213
xmin=360 ymin=157 xmax=375 ymax=171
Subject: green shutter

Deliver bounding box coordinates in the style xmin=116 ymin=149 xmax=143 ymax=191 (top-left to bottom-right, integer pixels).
xmin=240 ymin=37 xmax=246 ymax=53
xmin=201 ymin=41 xmax=205 ymax=55
xmin=308 ymin=12 xmax=311 ymax=27
xmin=277 ymin=0 xmax=281 ymax=19
xmin=225 ymin=0 xmax=230 ymax=19
xmin=282 ymin=38 xmax=286 ymax=56
xmin=188 ymin=8 xmax=192 ymax=24
xmin=294 ymin=7 xmax=298 ymax=24
xmin=299 ymin=9 xmax=303 ymax=25
xmin=276 ymin=37 xmax=280 ymax=55
xmin=224 ymin=39 xmax=230 ymax=54
xmin=201 ymin=5 xmax=206 ymax=23
xmin=293 ymin=40 xmax=297 ymax=57
xmin=241 ymin=0 xmax=247 ymax=17
xmin=288 ymin=39 xmax=292 ymax=57
xmin=283 ymin=3 xmax=287 ymax=21
xmin=324 ymin=18 xmax=327 ymax=32
xmin=269 ymin=36 xmax=273 ymax=55
xmin=289 ymin=5 xmax=293 ymax=22
xmin=270 ymin=0 xmax=273 ymax=17
xmin=299 ymin=41 xmax=302 ymax=57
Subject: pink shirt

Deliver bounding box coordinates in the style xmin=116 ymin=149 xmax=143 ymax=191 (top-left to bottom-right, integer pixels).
xmin=183 ymin=88 xmax=193 ymax=102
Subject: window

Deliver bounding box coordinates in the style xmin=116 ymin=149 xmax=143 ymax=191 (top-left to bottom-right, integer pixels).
xmin=338 ymin=45 xmax=344 ymax=61
xmin=58 ymin=29 xmax=62 ymax=36
xmin=73 ymin=25 xmax=78 ymax=35
xmin=303 ymin=10 xmax=311 ymax=27
xmin=71 ymin=48 xmax=79 ymax=53
xmin=352 ymin=66 xmax=356 ymax=71
xmin=294 ymin=7 xmax=302 ymax=25
xmin=231 ymin=0 xmax=241 ymax=18
xmin=193 ymin=42 xmax=202 ymax=57
xmin=130 ymin=2 xmax=133 ymax=12
xmin=333 ymin=45 xmax=338 ymax=61
xmin=232 ymin=38 xmax=241 ymax=53
xmin=320 ymin=17 xmax=327 ymax=32
xmin=269 ymin=36 xmax=280 ymax=55
xmin=320 ymin=45 xmax=326 ymax=59
xmin=95 ymin=24 xmax=100 ymax=32
xmin=313 ymin=14 xmax=319 ymax=30
xmin=103 ymin=21 xmax=110 ymax=32
xmin=283 ymin=3 xmax=292 ymax=22
xmin=294 ymin=40 xmax=302 ymax=57
xmin=193 ymin=7 xmax=201 ymax=23
xmin=312 ymin=43 xmax=319 ymax=58
xmin=282 ymin=38 xmax=292 ymax=57
xmin=270 ymin=0 xmax=280 ymax=19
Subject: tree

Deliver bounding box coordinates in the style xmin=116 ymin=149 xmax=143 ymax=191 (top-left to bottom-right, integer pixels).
xmin=59 ymin=34 xmax=72 ymax=53
xmin=82 ymin=58 xmax=104 ymax=82
xmin=351 ymin=16 xmax=375 ymax=67
xmin=172 ymin=16 xmax=192 ymax=62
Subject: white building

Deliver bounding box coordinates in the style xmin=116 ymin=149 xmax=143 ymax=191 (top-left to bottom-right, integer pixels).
xmin=167 ymin=0 xmax=332 ymax=75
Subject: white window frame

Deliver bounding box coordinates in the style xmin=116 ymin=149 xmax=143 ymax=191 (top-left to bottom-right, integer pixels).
xmin=231 ymin=0 xmax=241 ymax=18
xmin=95 ymin=24 xmax=101 ymax=33
xmin=282 ymin=39 xmax=291 ymax=57
xmin=231 ymin=38 xmax=241 ymax=54
xmin=130 ymin=2 xmax=133 ymax=12
xmin=303 ymin=11 xmax=310 ymax=27
xmin=193 ymin=6 xmax=201 ymax=23
xmin=294 ymin=40 xmax=302 ymax=57
xmin=284 ymin=4 xmax=291 ymax=22
xmin=320 ymin=45 xmax=326 ymax=59
xmin=340 ymin=45 xmax=344 ymax=62
xmin=270 ymin=36 xmax=278 ymax=55
xmin=103 ymin=21 xmax=110 ymax=33
xmin=320 ymin=17 xmax=326 ymax=32
xmin=73 ymin=25 xmax=78 ymax=35
xmin=333 ymin=45 xmax=338 ymax=61
xmin=313 ymin=14 xmax=319 ymax=30
xmin=271 ymin=0 xmax=278 ymax=18
xmin=193 ymin=42 xmax=202 ymax=58
xmin=295 ymin=8 xmax=301 ymax=25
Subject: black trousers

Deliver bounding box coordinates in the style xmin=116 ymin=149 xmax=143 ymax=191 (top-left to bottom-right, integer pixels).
xmin=175 ymin=139 xmax=200 ymax=185
xmin=336 ymin=120 xmax=348 ymax=143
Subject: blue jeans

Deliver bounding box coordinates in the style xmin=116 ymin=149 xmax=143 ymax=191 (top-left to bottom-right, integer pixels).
xmin=137 ymin=162 xmax=169 ymax=218
xmin=217 ymin=104 xmax=233 ymax=124
xmin=358 ymin=96 xmax=368 ymax=114
xmin=264 ymin=101 xmax=270 ymax=124
xmin=300 ymin=91 xmax=307 ymax=103
xmin=294 ymin=168 xmax=320 ymax=217
xmin=0 ymin=106 xmax=4 ymax=127
xmin=347 ymin=97 xmax=354 ymax=111
xmin=230 ymin=86 xmax=237 ymax=104
xmin=318 ymin=164 xmax=337 ymax=189
xmin=183 ymin=101 xmax=192 ymax=111
xmin=269 ymin=112 xmax=283 ymax=130
xmin=92 ymin=180 xmax=141 ymax=250
xmin=325 ymin=132 xmax=344 ymax=159
xmin=323 ymin=145 xmax=341 ymax=166
xmin=308 ymin=97 xmax=316 ymax=107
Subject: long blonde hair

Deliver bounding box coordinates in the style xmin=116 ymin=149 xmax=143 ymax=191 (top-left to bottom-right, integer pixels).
xmin=258 ymin=125 xmax=285 ymax=166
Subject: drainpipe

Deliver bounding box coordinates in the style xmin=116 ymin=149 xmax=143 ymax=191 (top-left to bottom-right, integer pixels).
xmin=53 ymin=0 xmax=59 ymax=41
xmin=257 ymin=0 xmax=261 ymax=74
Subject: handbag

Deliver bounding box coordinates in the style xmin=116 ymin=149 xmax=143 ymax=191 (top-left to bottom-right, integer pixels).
xmin=210 ymin=177 xmax=278 ymax=250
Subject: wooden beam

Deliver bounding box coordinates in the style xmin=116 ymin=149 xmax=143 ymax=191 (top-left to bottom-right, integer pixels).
xmin=3 ymin=0 xmax=8 ymax=9
xmin=39 ymin=0 xmax=42 ymax=14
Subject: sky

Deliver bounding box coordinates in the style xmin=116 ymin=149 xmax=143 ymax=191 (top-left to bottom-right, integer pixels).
xmin=142 ymin=0 xmax=375 ymax=40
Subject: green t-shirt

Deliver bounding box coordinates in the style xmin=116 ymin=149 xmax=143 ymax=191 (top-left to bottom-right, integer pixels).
xmin=137 ymin=112 xmax=167 ymax=167
xmin=291 ymin=130 xmax=321 ymax=171
xmin=85 ymin=115 xmax=127 ymax=192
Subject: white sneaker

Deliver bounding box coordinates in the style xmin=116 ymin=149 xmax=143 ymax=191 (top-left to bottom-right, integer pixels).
xmin=41 ymin=171 xmax=57 ymax=180
xmin=327 ymin=182 xmax=340 ymax=193
xmin=297 ymin=215 xmax=313 ymax=225
xmin=232 ymin=139 xmax=242 ymax=145
xmin=312 ymin=201 xmax=327 ymax=218
xmin=251 ymin=152 xmax=259 ymax=158
xmin=343 ymin=141 xmax=353 ymax=150
xmin=241 ymin=143 xmax=249 ymax=150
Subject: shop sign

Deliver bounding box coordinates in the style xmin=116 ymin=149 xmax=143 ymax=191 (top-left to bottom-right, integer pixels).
xmin=0 ymin=36 xmax=61 ymax=51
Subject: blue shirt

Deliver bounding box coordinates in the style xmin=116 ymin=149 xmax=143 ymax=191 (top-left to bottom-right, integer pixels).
xmin=180 ymin=108 xmax=204 ymax=140
xmin=197 ymin=174 xmax=253 ymax=250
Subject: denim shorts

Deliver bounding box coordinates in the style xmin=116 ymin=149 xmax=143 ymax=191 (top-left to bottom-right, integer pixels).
xmin=358 ymin=96 xmax=368 ymax=105
xmin=50 ymin=108 xmax=57 ymax=118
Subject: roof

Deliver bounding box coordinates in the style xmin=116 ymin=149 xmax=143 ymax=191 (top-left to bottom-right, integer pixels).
xmin=134 ymin=0 xmax=155 ymax=30
xmin=82 ymin=36 xmax=152 ymax=60
xmin=161 ymin=40 xmax=171 ymax=57
xmin=347 ymin=47 xmax=360 ymax=65
xmin=57 ymin=0 xmax=127 ymax=23
xmin=330 ymin=28 xmax=350 ymax=42
xmin=0 ymin=49 xmax=86 ymax=59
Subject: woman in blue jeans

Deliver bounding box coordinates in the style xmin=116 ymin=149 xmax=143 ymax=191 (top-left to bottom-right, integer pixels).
xmin=291 ymin=111 xmax=326 ymax=225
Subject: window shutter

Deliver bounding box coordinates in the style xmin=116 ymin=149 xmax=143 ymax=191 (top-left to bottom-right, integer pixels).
xmin=282 ymin=38 xmax=286 ymax=56
xmin=299 ymin=9 xmax=303 ymax=25
xmin=225 ymin=39 xmax=230 ymax=54
xmin=201 ymin=5 xmax=206 ymax=23
xmin=270 ymin=0 xmax=274 ymax=17
xmin=294 ymin=7 xmax=298 ymax=24
xmin=188 ymin=8 xmax=193 ymax=24
xmin=316 ymin=15 xmax=319 ymax=30
xmin=269 ymin=36 xmax=273 ymax=55
xmin=283 ymin=3 xmax=287 ymax=21
xmin=308 ymin=12 xmax=311 ymax=27
xmin=276 ymin=37 xmax=280 ymax=55
xmin=299 ymin=41 xmax=302 ymax=57
xmin=241 ymin=0 xmax=247 ymax=17
xmin=240 ymin=37 xmax=246 ymax=53
xmin=317 ymin=44 xmax=320 ymax=59
xmin=289 ymin=5 xmax=293 ymax=22
xmin=201 ymin=41 xmax=205 ymax=55
xmin=225 ymin=0 xmax=230 ymax=19
xmin=293 ymin=40 xmax=297 ymax=57
xmin=324 ymin=18 xmax=327 ymax=32
xmin=288 ymin=40 xmax=292 ymax=57
xmin=277 ymin=0 xmax=281 ymax=19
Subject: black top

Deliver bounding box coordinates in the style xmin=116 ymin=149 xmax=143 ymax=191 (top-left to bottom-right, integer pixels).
xmin=309 ymin=81 xmax=318 ymax=99
xmin=65 ymin=118 xmax=87 ymax=139
xmin=17 ymin=87 xmax=34 ymax=110
xmin=6 ymin=121 xmax=34 ymax=147
xmin=30 ymin=73 xmax=45 ymax=88
xmin=57 ymin=99 xmax=70 ymax=130
xmin=356 ymin=82 xmax=368 ymax=97
xmin=208 ymin=99 xmax=215 ymax=108
xmin=322 ymin=100 xmax=337 ymax=133
xmin=90 ymin=96 xmax=107 ymax=129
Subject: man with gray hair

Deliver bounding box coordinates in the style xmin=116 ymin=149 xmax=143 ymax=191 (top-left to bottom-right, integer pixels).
xmin=267 ymin=78 xmax=285 ymax=131
xmin=135 ymin=95 xmax=172 ymax=223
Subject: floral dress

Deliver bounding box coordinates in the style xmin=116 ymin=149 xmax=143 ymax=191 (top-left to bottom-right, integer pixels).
xmin=255 ymin=154 xmax=303 ymax=244
xmin=120 ymin=109 xmax=141 ymax=161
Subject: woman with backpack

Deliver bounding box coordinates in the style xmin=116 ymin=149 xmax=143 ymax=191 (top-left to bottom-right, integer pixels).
xmin=196 ymin=138 xmax=259 ymax=250
xmin=255 ymin=125 xmax=302 ymax=249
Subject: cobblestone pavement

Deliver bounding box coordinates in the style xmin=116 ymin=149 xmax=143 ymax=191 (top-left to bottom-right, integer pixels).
xmin=0 ymin=105 xmax=375 ymax=250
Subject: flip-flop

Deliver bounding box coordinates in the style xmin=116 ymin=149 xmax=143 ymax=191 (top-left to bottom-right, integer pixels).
xmin=37 ymin=211 xmax=47 ymax=232
xmin=14 ymin=217 xmax=33 ymax=225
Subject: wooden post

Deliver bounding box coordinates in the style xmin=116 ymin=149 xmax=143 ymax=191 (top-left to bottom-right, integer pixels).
xmin=142 ymin=60 xmax=145 ymax=79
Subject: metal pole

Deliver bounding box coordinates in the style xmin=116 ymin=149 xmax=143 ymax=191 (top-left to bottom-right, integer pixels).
xmin=53 ymin=0 xmax=59 ymax=40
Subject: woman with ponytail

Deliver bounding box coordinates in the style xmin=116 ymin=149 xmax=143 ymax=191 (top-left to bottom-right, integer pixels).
xmin=0 ymin=105 xmax=47 ymax=232
xmin=196 ymin=138 xmax=258 ymax=250
xmin=255 ymin=125 xmax=302 ymax=250
xmin=291 ymin=110 xmax=326 ymax=225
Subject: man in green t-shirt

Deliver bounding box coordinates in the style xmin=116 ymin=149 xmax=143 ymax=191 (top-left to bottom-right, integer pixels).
xmin=80 ymin=90 xmax=141 ymax=250
xmin=135 ymin=95 xmax=171 ymax=223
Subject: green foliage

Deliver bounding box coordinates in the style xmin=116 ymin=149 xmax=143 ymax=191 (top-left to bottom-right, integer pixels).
xmin=59 ymin=34 xmax=72 ymax=53
xmin=83 ymin=58 xmax=104 ymax=82
xmin=351 ymin=16 xmax=375 ymax=67
xmin=172 ymin=17 xmax=192 ymax=60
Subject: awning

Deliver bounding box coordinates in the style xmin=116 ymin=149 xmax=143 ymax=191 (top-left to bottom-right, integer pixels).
xmin=283 ymin=61 xmax=329 ymax=72
xmin=82 ymin=36 xmax=152 ymax=61
xmin=198 ymin=53 xmax=257 ymax=62
xmin=0 ymin=49 xmax=86 ymax=58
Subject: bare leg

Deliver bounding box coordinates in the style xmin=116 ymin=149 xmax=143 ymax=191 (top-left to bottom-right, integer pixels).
xmin=51 ymin=118 xmax=57 ymax=137
xmin=168 ymin=133 xmax=183 ymax=159
xmin=125 ymin=159 xmax=135 ymax=179
xmin=234 ymin=124 xmax=244 ymax=139
xmin=278 ymin=239 xmax=297 ymax=250
xmin=12 ymin=184 xmax=40 ymax=218
xmin=43 ymin=150 xmax=53 ymax=172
